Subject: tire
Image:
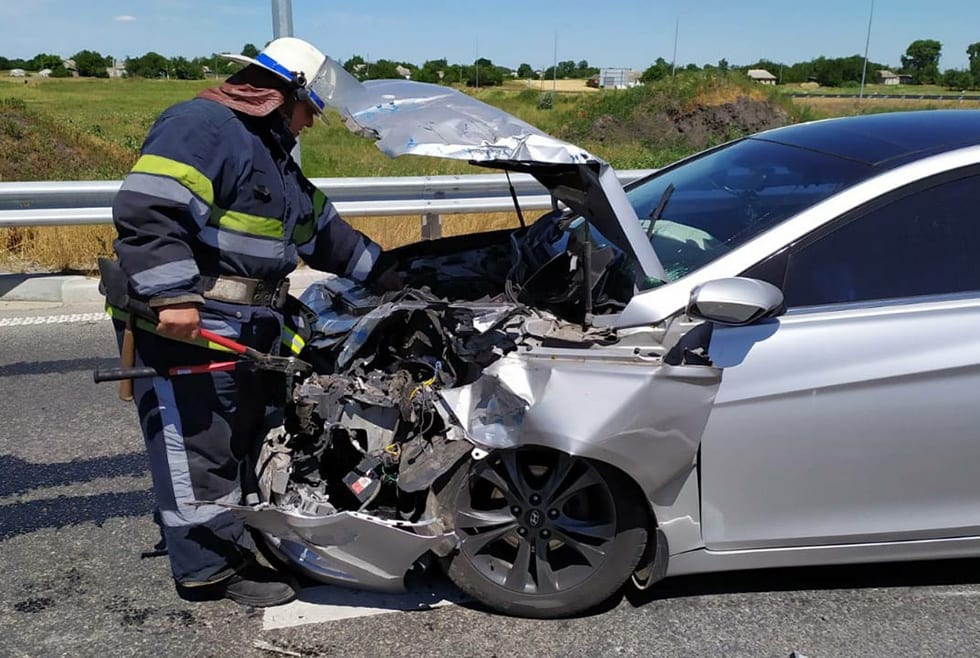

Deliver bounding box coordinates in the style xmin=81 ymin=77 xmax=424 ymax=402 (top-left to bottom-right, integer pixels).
xmin=444 ymin=447 xmax=648 ymax=618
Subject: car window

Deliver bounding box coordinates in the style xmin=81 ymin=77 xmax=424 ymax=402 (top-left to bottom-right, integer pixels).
xmin=781 ymin=172 xmax=980 ymax=307
xmin=624 ymin=138 xmax=872 ymax=282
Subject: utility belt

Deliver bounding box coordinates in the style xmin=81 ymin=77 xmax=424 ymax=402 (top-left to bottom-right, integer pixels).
xmin=200 ymin=274 xmax=290 ymax=310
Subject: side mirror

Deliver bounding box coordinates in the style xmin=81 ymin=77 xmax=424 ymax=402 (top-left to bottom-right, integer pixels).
xmin=687 ymin=277 xmax=784 ymax=326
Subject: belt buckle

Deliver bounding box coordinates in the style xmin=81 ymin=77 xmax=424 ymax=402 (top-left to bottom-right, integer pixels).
xmin=271 ymin=278 xmax=290 ymax=310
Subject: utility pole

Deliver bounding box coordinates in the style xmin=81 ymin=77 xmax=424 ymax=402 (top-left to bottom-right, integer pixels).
xmin=270 ymin=0 xmax=300 ymax=163
xmin=671 ymin=17 xmax=679 ymax=79
xmin=271 ymin=0 xmax=292 ymax=40
xmin=552 ymin=31 xmax=558 ymax=92
xmin=859 ymin=0 xmax=875 ymax=100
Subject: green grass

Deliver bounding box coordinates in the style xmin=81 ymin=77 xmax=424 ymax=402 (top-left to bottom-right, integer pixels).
xmin=1 ymin=75 xmax=753 ymax=178
xmin=0 ymin=72 xmax=835 ymax=271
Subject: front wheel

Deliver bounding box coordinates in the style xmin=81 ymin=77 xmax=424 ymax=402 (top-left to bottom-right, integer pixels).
xmin=445 ymin=447 xmax=649 ymax=618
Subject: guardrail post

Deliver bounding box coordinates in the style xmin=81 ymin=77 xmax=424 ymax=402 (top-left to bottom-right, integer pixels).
xmin=421 ymin=213 xmax=442 ymax=240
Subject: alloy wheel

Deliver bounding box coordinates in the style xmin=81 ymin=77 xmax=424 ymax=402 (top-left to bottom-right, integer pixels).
xmin=453 ymin=447 xmax=618 ymax=595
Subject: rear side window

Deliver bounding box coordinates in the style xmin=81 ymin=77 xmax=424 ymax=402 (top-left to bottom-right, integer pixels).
xmin=782 ymin=173 xmax=980 ymax=307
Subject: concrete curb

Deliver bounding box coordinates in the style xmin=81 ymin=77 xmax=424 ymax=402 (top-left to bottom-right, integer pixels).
xmin=0 ymin=269 xmax=327 ymax=305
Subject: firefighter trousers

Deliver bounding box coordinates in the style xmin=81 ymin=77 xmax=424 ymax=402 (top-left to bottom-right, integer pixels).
xmin=117 ymin=307 xmax=284 ymax=586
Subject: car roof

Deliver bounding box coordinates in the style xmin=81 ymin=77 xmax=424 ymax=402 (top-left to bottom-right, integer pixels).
xmin=750 ymin=110 xmax=980 ymax=168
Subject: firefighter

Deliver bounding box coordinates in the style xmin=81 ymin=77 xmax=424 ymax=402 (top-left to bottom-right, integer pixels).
xmin=111 ymin=37 xmax=397 ymax=607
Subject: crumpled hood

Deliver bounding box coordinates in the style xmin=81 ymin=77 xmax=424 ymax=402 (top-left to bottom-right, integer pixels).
xmin=316 ymin=59 xmax=666 ymax=282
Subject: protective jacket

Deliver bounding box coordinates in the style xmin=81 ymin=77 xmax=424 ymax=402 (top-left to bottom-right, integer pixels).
xmin=112 ymin=96 xmax=381 ymax=313
xmin=110 ymin=95 xmax=381 ymax=587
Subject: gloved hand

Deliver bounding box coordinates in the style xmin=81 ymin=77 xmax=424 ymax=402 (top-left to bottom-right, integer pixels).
xmin=372 ymin=265 xmax=403 ymax=291
xmin=367 ymin=251 xmax=403 ymax=291
xmin=156 ymin=303 xmax=201 ymax=340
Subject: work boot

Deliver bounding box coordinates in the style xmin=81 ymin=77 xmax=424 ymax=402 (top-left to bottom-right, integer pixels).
xmin=178 ymin=562 xmax=298 ymax=607
xmin=221 ymin=562 xmax=298 ymax=607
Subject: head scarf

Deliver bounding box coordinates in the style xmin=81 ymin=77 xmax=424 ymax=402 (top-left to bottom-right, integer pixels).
xmin=196 ymin=65 xmax=289 ymax=116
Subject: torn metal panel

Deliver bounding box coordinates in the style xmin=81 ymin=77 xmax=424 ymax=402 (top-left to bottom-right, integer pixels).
xmin=437 ymin=352 xmax=721 ymax=497
xmin=219 ymin=503 xmax=455 ymax=592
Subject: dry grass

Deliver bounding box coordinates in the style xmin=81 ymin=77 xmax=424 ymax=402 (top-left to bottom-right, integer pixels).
xmin=792 ymin=96 xmax=978 ymax=116
xmin=2 ymin=213 xmax=524 ymax=274
xmin=697 ymin=84 xmax=769 ymax=108
xmin=348 ymin=211 xmax=526 ymax=250
xmin=501 ymin=78 xmax=599 ymax=93
xmin=2 ymin=226 xmax=116 ymax=273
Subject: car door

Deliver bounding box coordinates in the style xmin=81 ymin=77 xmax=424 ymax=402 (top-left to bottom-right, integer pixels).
xmin=699 ymin=167 xmax=980 ymax=550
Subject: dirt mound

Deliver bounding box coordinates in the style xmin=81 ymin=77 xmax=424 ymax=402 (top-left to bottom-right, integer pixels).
xmin=0 ymin=99 xmax=131 ymax=182
xmin=577 ymin=94 xmax=792 ymax=153
xmin=673 ymin=96 xmax=791 ymax=147
xmin=0 ymin=99 xmax=125 ymax=272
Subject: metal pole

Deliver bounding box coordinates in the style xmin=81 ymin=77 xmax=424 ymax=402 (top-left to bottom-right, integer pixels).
xmin=552 ymin=31 xmax=558 ymax=92
xmin=271 ymin=0 xmax=292 ymax=39
xmin=671 ymin=17 xmax=679 ymax=79
xmin=859 ymin=0 xmax=875 ymax=100
xmin=271 ymin=0 xmax=300 ymax=164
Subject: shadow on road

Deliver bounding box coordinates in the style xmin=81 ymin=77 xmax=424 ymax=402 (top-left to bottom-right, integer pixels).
xmin=0 ymin=273 xmax=31 ymax=297
xmin=0 ymin=452 xmax=154 ymax=541
xmin=625 ymin=557 xmax=980 ymax=608
xmin=0 ymin=453 xmax=148 ymax=497
xmin=0 ymin=356 xmax=118 ymax=378
xmin=0 ymin=489 xmax=155 ymax=541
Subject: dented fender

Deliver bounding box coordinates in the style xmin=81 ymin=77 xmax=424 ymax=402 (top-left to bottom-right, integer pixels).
xmin=436 ymin=350 xmax=722 ymax=498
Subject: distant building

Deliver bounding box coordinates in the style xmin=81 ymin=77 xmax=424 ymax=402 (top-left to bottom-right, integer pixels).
xmin=395 ymin=65 xmax=411 ymax=79
xmin=597 ymin=68 xmax=637 ymax=89
xmin=9 ymin=69 xmax=25 ymax=77
xmin=37 ymin=68 xmax=52 ymax=78
xmin=747 ymin=69 xmax=777 ymax=85
xmin=879 ymin=70 xmax=912 ymax=85
xmin=62 ymin=58 xmax=78 ymax=77
xmin=106 ymin=59 xmax=127 ymax=78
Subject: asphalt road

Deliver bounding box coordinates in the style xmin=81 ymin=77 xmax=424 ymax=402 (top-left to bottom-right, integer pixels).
xmin=2 ymin=300 xmax=980 ymax=657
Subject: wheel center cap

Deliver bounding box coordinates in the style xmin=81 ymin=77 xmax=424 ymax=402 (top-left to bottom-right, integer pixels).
xmin=525 ymin=509 xmax=544 ymax=528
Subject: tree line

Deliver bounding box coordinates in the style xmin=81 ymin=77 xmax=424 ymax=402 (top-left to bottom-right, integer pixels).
xmin=736 ymin=40 xmax=980 ymax=90
xmin=3 ymin=39 xmax=980 ymax=90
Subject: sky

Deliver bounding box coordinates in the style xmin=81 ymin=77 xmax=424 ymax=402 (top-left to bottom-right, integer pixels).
xmin=1 ymin=0 xmax=978 ymax=72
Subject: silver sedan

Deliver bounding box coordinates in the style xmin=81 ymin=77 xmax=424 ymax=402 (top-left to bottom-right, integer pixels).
xmin=236 ymin=79 xmax=980 ymax=618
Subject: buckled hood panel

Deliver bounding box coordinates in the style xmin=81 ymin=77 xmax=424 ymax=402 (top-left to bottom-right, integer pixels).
xmin=316 ymin=61 xmax=665 ymax=281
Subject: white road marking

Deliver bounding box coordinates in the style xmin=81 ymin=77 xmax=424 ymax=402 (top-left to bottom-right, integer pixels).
xmin=263 ymin=581 xmax=467 ymax=630
xmin=0 ymin=312 xmax=109 ymax=327
xmin=931 ymin=588 xmax=980 ymax=597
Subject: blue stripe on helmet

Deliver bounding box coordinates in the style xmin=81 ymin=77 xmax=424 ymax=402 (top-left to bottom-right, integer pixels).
xmin=256 ymin=52 xmax=324 ymax=113
xmin=307 ymin=89 xmax=325 ymax=112
xmin=255 ymin=52 xmax=296 ymax=82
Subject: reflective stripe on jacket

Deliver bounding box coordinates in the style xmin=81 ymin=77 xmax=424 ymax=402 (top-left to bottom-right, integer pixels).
xmin=112 ymin=97 xmax=380 ymax=308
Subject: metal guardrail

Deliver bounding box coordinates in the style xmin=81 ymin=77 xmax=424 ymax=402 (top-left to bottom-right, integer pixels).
xmin=0 ymin=170 xmax=654 ymax=239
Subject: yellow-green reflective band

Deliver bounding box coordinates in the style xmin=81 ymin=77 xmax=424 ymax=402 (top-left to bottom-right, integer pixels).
xmin=210 ymin=208 xmax=284 ymax=238
xmin=313 ymin=189 xmax=328 ymax=216
xmin=292 ymin=215 xmax=316 ymax=246
xmin=293 ymin=189 xmax=326 ymax=245
xmin=106 ymin=304 xmax=236 ymax=354
xmin=131 ymin=154 xmax=214 ymax=206
xmin=282 ymin=327 xmax=305 ymax=355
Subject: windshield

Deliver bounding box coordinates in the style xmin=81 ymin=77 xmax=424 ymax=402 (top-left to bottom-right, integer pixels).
xmin=625 ymin=138 xmax=874 ymax=282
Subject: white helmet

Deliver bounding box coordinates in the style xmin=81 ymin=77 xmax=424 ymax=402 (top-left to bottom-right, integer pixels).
xmin=220 ymin=37 xmax=333 ymax=114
